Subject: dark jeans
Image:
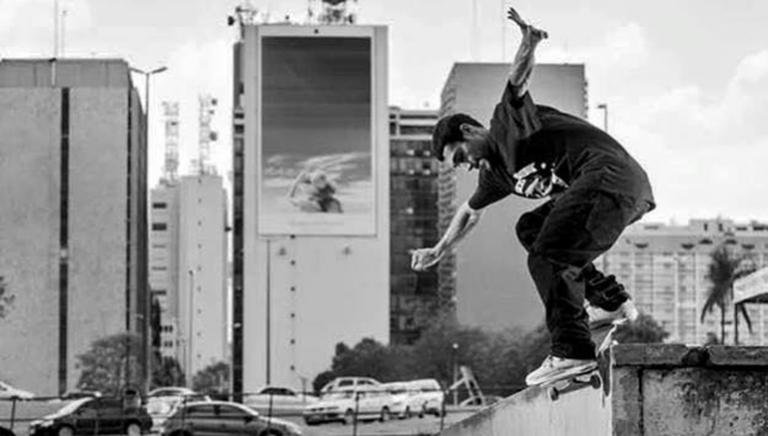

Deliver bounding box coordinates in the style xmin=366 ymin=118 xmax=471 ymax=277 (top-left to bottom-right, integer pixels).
xmin=515 ymin=189 xmax=649 ymax=359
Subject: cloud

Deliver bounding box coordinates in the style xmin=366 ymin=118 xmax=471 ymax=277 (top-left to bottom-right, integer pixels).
xmin=539 ymin=22 xmax=649 ymax=71
xmin=607 ymin=50 xmax=768 ymax=222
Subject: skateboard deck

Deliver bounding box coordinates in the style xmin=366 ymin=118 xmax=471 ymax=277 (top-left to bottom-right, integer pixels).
xmin=544 ymin=324 xmax=617 ymax=401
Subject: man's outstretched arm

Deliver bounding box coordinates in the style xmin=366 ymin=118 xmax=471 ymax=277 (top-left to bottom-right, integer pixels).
xmin=506 ymin=7 xmax=548 ymax=98
xmin=410 ymin=201 xmax=483 ymax=271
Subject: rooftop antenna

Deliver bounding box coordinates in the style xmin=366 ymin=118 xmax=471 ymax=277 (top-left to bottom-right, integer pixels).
xmin=197 ymin=95 xmax=218 ymax=175
xmin=162 ymin=101 xmax=180 ymax=183
xmin=227 ymin=1 xmax=260 ymax=36
xmin=311 ymin=0 xmax=358 ymax=25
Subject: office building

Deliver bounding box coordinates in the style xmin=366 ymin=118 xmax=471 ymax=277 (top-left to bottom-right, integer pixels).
xmin=596 ymin=218 xmax=768 ymax=345
xmin=150 ymin=174 xmax=228 ymax=379
xmin=0 ymin=59 xmax=148 ymax=394
xmin=438 ymin=63 xmax=588 ymax=331
xmin=389 ymin=106 xmax=439 ymax=344
xmin=232 ymin=24 xmax=389 ymax=394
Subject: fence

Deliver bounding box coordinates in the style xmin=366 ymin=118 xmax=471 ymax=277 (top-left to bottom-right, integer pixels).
xmin=0 ymin=385 xmax=520 ymax=436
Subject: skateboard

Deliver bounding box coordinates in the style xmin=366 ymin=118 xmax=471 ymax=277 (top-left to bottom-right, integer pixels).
xmin=544 ymin=323 xmax=618 ymax=401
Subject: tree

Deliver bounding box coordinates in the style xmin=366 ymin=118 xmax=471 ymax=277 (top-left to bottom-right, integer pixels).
xmin=614 ymin=313 xmax=669 ymax=344
xmin=76 ymin=333 xmax=141 ymax=396
xmin=700 ymin=244 xmax=756 ymax=344
xmin=0 ymin=276 xmax=14 ymax=319
xmin=192 ymin=361 xmax=229 ymax=399
xmin=151 ymin=354 xmax=185 ymax=389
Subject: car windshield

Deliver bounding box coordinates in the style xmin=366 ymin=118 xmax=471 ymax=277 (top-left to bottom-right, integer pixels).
xmin=54 ymin=399 xmax=91 ymax=416
xmin=322 ymin=391 xmax=354 ymax=400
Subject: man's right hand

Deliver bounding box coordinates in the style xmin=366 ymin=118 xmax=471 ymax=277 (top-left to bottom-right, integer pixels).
xmin=410 ymin=247 xmax=442 ymax=271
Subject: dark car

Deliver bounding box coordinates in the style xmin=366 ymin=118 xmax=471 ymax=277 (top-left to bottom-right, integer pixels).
xmin=161 ymin=401 xmax=302 ymax=436
xmin=29 ymin=397 xmax=152 ymax=436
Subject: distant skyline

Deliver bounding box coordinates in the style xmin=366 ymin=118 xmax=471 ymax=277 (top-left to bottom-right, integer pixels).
xmin=2 ymin=0 xmax=768 ymax=224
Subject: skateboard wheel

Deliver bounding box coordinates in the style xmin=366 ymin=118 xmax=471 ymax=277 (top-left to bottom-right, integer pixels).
xmin=589 ymin=374 xmax=601 ymax=389
xmin=549 ymin=387 xmax=559 ymax=401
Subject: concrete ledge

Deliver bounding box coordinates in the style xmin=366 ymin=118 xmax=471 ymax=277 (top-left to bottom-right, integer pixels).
xmin=442 ymin=345 xmax=768 ymax=436
xmin=614 ymin=344 xmax=768 ymax=368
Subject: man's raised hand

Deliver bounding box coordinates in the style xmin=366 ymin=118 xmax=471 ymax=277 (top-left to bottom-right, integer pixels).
xmin=507 ymin=6 xmax=548 ymax=41
xmin=410 ymin=247 xmax=441 ymax=271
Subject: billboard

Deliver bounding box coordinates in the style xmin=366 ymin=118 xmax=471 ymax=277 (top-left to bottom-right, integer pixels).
xmin=259 ymin=36 xmax=374 ymax=235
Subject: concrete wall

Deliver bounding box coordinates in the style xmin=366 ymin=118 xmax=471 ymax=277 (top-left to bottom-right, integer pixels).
xmin=0 ymin=59 xmax=146 ymax=395
xmin=150 ymin=184 xmax=182 ymax=360
xmin=441 ymin=345 xmax=768 ymax=436
xmin=240 ymin=25 xmax=390 ymax=391
xmin=67 ymin=87 xmax=130 ymax=392
xmin=178 ymin=175 xmax=228 ymax=377
xmin=0 ymin=88 xmax=61 ymax=395
xmin=441 ymin=63 xmax=588 ymax=332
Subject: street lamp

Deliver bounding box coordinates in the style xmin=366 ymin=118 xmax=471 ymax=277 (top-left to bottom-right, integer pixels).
xmin=130 ymin=65 xmax=168 ymax=149
xmin=451 ymin=343 xmax=459 ymax=406
xmin=596 ymin=103 xmax=608 ymax=133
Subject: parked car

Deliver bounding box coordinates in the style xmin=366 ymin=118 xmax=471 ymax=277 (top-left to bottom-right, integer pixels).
xmin=243 ymin=386 xmax=317 ymax=415
xmin=161 ymin=401 xmax=301 ymax=436
xmin=28 ymin=397 xmax=153 ymax=436
xmin=303 ymin=387 xmax=392 ymax=426
xmin=0 ymin=381 xmax=34 ymax=400
xmin=319 ymin=377 xmax=380 ymax=394
xmin=381 ymin=382 xmax=414 ymax=419
xmin=407 ymin=379 xmax=444 ymax=417
xmin=145 ymin=393 xmax=211 ymax=432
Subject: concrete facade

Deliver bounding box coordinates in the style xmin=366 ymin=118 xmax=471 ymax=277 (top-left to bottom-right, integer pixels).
xmin=150 ymin=183 xmax=181 ymax=361
xmin=233 ymin=25 xmax=390 ymax=394
xmin=0 ymin=59 xmax=148 ymax=395
xmin=596 ymin=218 xmax=768 ymax=345
xmin=150 ymin=174 xmax=229 ymax=379
xmin=177 ymin=175 xmax=228 ymax=377
xmin=438 ymin=63 xmax=588 ymax=332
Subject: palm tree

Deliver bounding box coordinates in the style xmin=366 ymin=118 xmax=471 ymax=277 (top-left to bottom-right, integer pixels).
xmin=700 ymin=244 xmax=757 ymax=344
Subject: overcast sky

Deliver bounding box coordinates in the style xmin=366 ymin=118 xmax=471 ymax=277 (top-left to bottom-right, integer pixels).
xmin=3 ymin=0 xmax=768 ymax=224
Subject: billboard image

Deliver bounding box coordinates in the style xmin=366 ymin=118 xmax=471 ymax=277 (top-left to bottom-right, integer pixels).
xmin=259 ymin=36 xmax=374 ymax=235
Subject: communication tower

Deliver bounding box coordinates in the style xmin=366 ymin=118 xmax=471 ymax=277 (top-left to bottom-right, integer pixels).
xmin=161 ymin=101 xmax=180 ymax=183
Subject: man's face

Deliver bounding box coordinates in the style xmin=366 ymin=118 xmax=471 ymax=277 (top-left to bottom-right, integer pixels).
xmin=443 ymin=139 xmax=489 ymax=172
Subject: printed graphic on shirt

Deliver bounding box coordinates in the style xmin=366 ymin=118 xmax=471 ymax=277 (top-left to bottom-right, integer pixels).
xmin=512 ymin=162 xmax=569 ymax=199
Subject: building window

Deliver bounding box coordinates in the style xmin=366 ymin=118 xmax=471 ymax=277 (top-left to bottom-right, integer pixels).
xmin=151 ymin=266 xmax=167 ymax=271
xmin=152 ymin=202 xmax=167 ymax=209
xmin=152 ymin=223 xmax=167 ymax=231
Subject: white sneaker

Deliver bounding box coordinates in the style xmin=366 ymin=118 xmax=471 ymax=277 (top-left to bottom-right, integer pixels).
xmin=524 ymin=355 xmax=597 ymax=386
xmin=585 ymin=298 xmax=639 ymax=329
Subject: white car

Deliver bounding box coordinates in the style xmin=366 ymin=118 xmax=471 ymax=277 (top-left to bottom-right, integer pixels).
xmin=145 ymin=390 xmax=210 ymax=432
xmin=243 ymin=386 xmax=318 ymax=415
xmin=382 ymin=382 xmax=414 ymax=419
xmin=407 ymin=379 xmax=444 ymax=417
xmin=0 ymin=380 xmax=34 ymax=400
xmin=303 ymin=387 xmax=392 ymax=425
xmin=319 ymin=377 xmax=381 ymax=394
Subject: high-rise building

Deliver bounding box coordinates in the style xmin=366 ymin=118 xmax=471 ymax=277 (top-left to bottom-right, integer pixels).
xmin=438 ymin=63 xmax=588 ymax=332
xmin=595 ymin=218 xmax=768 ymax=345
xmin=0 ymin=59 xmax=148 ymax=395
xmin=150 ymin=174 xmax=228 ymax=379
xmin=232 ymin=24 xmax=389 ymax=395
xmin=389 ymin=106 xmax=439 ymax=344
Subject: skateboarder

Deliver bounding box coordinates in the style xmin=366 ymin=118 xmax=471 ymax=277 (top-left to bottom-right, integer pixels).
xmin=411 ymin=7 xmax=655 ymax=386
